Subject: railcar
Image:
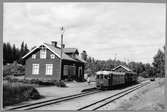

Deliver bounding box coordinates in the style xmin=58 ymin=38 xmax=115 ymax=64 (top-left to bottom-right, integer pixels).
xmin=96 ymin=70 xmax=137 ymax=90
xmin=125 ymin=72 xmax=138 ymax=84
xmin=96 ymin=71 xmax=110 ymax=89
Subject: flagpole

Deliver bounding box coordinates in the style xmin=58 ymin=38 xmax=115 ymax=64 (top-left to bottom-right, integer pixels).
xmin=60 ymin=26 xmax=64 ymax=80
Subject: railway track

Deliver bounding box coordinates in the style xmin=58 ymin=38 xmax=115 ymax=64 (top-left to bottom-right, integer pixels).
xmin=7 ymin=81 xmax=149 ymax=110
xmin=7 ymin=89 xmax=102 ymax=110
xmin=77 ymin=81 xmax=150 ymax=111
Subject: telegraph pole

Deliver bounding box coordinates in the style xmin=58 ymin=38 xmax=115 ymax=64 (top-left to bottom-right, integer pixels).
xmin=60 ymin=26 xmax=64 ymax=79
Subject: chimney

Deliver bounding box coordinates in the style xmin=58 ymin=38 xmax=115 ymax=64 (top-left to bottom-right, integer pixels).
xmin=51 ymin=41 xmax=57 ymax=47
xmin=62 ymin=44 xmax=65 ymax=48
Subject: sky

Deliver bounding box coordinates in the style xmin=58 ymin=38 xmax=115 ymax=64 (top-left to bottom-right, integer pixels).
xmin=3 ymin=2 xmax=165 ymax=64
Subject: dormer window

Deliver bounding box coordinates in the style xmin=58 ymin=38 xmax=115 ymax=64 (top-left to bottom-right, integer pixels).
xmin=40 ymin=49 xmax=46 ymax=59
xmin=32 ymin=54 xmax=36 ymax=59
xmin=50 ymin=54 xmax=55 ymax=59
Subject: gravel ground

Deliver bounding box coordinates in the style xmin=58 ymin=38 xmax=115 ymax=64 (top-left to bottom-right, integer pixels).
xmin=33 ymin=82 xmax=147 ymax=110
xmin=5 ymin=79 xmax=164 ymax=111
xmin=36 ymin=81 xmax=96 ymax=98
xmin=99 ymin=78 xmax=165 ymax=110
xmin=34 ymin=89 xmax=121 ymax=110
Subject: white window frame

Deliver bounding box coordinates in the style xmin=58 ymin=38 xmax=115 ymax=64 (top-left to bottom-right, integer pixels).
xmin=32 ymin=54 xmax=36 ymax=59
xmin=32 ymin=64 xmax=39 ymax=75
xmin=50 ymin=54 xmax=55 ymax=59
xmin=46 ymin=64 xmax=53 ymax=75
xmin=40 ymin=49 xmax=46 ymax=59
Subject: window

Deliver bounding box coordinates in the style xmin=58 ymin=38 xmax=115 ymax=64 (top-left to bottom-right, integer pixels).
xmin=32 ymin=64 xmax=39 ymax=75
xmin=70 ymin=66 xmax=76 ymax=76
xmin=104 ymin=75 xmax=108 ymax=79
xmin=63 ymin=65 xmax=76 ymax=76
xmin=32 ymin=54 xmax=36 ymax=59
xmin=46 ymin=64 xmax=53 ymax=75
xmin=64 ymin=65 xmax=68 ymax=76
xmin=50 ymin=54 xmax=55 ymax=59
xmin=96 ymin=75 xmax=99 ymax=79
xmin=100 ymin=75 xmax=103 ymax=79
xmin=40 ymin=49 xmax=46 ymax=59
xmin=108 ymin=75 xmax=111 ymax=79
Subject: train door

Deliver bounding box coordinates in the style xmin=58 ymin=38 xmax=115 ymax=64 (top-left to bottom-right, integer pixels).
xmin=99 ymin=74 xmax=103 ymax=85
xmin=78 ymin=67 xmax=82 ymax=81
xmin=108 ymin=73 xmax=113 ymax=89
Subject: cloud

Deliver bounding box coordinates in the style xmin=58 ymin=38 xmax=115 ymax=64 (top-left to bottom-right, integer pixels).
xmin=3 ymin=2 xmax=165 ymax=63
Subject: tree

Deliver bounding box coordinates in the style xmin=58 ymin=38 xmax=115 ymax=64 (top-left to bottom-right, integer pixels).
xmin=24 ymin=43 xmax=29 ymax=56
xmin=20 ymin=41 xmax=25 ymax=57
xmin=6 ymin=42 xmax=13 ymax=63
xmin=81 ymin=50 xmax=87 ymax=61
xmin=31 ymin=46 xmax=37 ymax=50
xmin=144 ymin=63 xmax=154 ymax=77
xmin=3 ymin=42 xmax=30 ymax=65
xmin=152 ymin=49 xmax=165 ymax=77
xmin=12 ymin=44 xmax=17 ymax=61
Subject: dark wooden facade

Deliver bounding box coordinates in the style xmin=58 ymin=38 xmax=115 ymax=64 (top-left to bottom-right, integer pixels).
xmin=23 ymin=43 xmax=85 ymax=82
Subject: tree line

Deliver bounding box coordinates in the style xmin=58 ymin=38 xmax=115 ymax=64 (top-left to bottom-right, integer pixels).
xmin=81 ymin=47 xmax=165 ymax=78
xmin=3 ymin=42 xmax=29 ymax=65
xmin=3 ymin=42 xmax=165 ymax=78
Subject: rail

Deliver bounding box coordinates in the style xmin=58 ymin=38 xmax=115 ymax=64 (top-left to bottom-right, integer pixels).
xmin=77 ymin=81 xmax=150 ymax=110
xmin=7 ymin=89 xmax=102 ymax=110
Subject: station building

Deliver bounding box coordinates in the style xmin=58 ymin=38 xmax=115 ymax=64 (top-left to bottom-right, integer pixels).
xmin=22 ymin=41 xmax=86 ymax=82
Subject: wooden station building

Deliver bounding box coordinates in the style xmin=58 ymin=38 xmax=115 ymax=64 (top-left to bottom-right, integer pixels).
xmin=22 ymin=41 xmax=86 ymax=82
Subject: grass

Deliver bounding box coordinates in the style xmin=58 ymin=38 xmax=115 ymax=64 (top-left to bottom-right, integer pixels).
xmin=4 ymin=76 xmax=67 ymax=87
xmin=3 ymin=77 xmax=67 ymax=107
xmin=116 ymin=78 xmax=165 ymax=110
xmin=3 ymin=81 xmax=42 ymax=107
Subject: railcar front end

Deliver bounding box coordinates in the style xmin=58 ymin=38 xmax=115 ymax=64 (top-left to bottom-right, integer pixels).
xmin=96 ymin=71 xmax=110 ymax=90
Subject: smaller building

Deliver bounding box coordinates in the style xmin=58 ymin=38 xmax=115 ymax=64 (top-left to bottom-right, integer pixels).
xmin=22 ymin=41 xmax=86 ymax=82
xmin=112 ymin=65 xmax=133 ymax=73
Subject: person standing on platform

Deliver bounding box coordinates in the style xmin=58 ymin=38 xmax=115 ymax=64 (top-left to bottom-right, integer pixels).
xmin=87 ymin=74 xmax=91 ymax=85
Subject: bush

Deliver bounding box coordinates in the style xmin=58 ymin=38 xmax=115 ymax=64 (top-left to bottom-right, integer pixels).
xmin=139 ymin=72 xmax=149 ymax=78
xmin=4 ymin=76 xmax=67 ymax=87
xmin=39 ymin=80 xmax=67 ymax=87
xmin=3 ymin=82 xmax=41 ymax=107
xmin=29 ymin=79 xmax=41 ymax=84
xmin=38 ymin=80 xmax=55 ymax=86
xmin=54 ymin=80 xmax=66 ymax=87
xmin=29 ymin=79 xmax=67 ymax=87
xmin=3 ymin=62 xmax=25 ymax=77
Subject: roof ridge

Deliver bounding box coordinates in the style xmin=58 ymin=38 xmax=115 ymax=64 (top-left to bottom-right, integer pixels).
xmin=112 ymin=65 xmax=132 ymax=72
xmin=22 ymin=43 xmax=84 ymax=63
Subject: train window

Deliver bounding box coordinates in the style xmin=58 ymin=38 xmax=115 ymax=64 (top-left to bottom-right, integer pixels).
xmin=96 ymin=75 xmax=99 ymax=79
xmin=100 ymin=75 xmax=103 ymax=79
xmin=108 ymin=75 xmax=111 ymax=79
xmin=104 ymin=75 xmax=108 ymax=79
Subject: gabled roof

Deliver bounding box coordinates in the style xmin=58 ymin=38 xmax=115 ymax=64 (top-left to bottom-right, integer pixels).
xmin=74 ymin=55 xmax=87 ymax=63
xmin=96 ymin=71 xmax=111 ymax=75
xmin=64 ymin=48 xmax=78 ymax=54
xmin=22 ymin=43 xmax=77 ymax=62
xmin=44 ymin=43 xmax=76 ymax=61
xmin=112 ymin=65 xmax=133 ymax=72
xmin=22 ymin=47 xmax=39 ymax=59
xmin=96 ymin=71 xmax=125 ymax=75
